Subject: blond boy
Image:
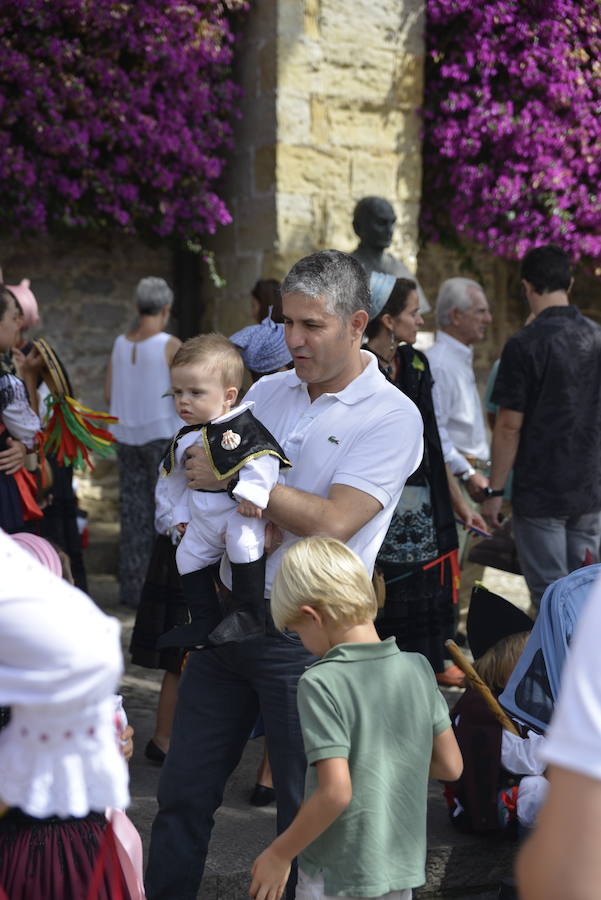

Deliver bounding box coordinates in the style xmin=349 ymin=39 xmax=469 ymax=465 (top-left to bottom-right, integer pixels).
xmin=251 ymin=537 xmax=463 ymax=900
xmin=156 ymin=334 xmax=290 ymax=648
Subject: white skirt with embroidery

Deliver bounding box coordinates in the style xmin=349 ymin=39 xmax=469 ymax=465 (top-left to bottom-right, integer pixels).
xmin=0 ymin=696 xmax=129 ymax=818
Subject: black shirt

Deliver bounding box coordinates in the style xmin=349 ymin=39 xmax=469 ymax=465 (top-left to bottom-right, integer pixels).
xmin=492 ymin=306 xmax=601 ymax=517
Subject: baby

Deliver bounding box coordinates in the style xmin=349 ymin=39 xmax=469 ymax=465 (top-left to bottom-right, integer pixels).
xmin=157 ymin=333 xmax=291 ymax=649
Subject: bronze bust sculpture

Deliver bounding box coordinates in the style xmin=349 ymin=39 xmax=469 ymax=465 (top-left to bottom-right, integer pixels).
xmin=351 ymin=196 xmax=429 ymax=311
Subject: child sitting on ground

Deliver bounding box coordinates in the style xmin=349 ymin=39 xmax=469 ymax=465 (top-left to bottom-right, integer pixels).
xmin=444 ymin=584 xmax=547 ymax=837
xmin=156 ymin=333 xmax=291 ymax=649
xmin=250 ymin=536 xmax=463 ymax=900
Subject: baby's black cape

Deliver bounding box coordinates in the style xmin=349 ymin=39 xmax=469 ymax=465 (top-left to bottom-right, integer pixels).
xmin=203 ymin=408 xmax=291 ymax=481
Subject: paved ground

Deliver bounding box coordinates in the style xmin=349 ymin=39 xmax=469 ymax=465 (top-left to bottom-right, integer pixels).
xmin=88 ymin=561 xmax=530 ymax=899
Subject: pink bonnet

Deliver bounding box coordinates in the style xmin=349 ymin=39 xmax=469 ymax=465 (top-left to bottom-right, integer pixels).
xmin=11 ymin=532 xmax=63 ymax=577
xmin=7 ymin=279 xmax=40 ymax=330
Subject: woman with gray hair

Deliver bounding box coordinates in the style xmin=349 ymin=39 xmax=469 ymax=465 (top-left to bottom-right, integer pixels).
xmin=104 ymin=277 xmax=182 ymax=608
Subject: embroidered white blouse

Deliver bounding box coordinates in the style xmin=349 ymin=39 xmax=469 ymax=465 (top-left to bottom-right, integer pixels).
xmin=0 ymin=530 xmax=129 ymax=818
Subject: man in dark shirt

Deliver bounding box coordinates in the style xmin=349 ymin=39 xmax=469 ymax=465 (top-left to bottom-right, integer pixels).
xmin=481 ymin=245 xmax=601 ymax=606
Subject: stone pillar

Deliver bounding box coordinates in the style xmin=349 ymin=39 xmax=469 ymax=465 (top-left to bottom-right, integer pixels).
xmin=204 ymin=0 xmax=278 ymax=336
xmin=209 ymin=0 xmax=426 ymax=333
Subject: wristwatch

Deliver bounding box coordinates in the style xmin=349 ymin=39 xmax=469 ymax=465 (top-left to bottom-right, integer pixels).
xmin=460 ymin=466 xmax=476 ymax=482
xmin=483 ymin=486 xmax=504 ymax=498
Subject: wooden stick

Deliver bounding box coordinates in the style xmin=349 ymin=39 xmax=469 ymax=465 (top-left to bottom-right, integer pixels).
xmin=445 ymin=639 xmax=520 ymax=736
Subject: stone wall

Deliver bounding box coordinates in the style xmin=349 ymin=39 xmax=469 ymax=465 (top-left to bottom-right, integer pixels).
xmin=418 ymin=240 xmax=601 ymax=383
xmin=274 ymin=0 xmax=425 ymax=276
xmin=203 ymin=0 xmax=278 ymax=336
xmin=417 ymin=241 xmax=521 ymax=381
xmin=1 ymin=0 xmax=430 ymax=521
xmin=206 ymin=0 xmax=426 ymax=334
xmin=0 ymin=231 xmax=172 ymax=520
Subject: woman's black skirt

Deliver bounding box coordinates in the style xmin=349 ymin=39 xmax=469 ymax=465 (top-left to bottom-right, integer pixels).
xmin=129 ymin=534 xmax=188 ymax=674
xmin=376 ymin=559 xmax=456 ymax=675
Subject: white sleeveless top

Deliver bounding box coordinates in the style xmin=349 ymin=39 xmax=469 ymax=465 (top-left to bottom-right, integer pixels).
xmin=109 ymin=332 xmax=182 ymax=445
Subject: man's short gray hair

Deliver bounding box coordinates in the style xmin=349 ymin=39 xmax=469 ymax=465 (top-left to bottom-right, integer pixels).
xmin=436 ymin=277 xmax=484 ymax=328
xmin=135 ymin=277 xmax=174 ymax=315
xmin=281 ymin=250 xmax=369 ymax=320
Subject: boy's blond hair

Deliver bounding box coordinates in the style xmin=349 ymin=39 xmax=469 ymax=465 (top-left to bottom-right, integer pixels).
xmin=473 ymin=631 xmax=530 ymax=695
xmin=170 ymin=333 xmax=244 ymax=388
xmin=271 ymin=536 xmax=377 ymax=631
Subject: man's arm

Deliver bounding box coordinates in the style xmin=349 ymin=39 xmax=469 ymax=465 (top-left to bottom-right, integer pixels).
xmin=445 ymin=464 xmax=489 ymax=535
xmin=249 ymin=757 xmax=352 ymax=900
xmin=517 ymin=765 xmax=601 ymax=900
xmin=184 ymin=448 xmax=382 ymax=541
xmin=265 ymin=482 xmax=382 ymax=543
xmin=481 ymin=407 xmax=523 ymax=528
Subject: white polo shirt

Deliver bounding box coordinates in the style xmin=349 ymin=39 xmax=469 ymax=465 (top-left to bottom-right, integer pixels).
xmin=427 ymin=331 xmax=489 ymax=474
xmin=220 ymin=351 xmax=423 ymax=596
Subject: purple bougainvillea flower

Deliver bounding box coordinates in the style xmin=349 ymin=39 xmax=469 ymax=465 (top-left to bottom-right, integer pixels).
xmin=0 ymin=0 xmax=247 ymax=243
xmin=421 ymin=0 xmax=601 ymax=263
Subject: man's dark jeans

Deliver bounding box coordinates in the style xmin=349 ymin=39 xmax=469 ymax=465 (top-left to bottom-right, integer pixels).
xmin=145 ymin=629 xmax=315 ymax=899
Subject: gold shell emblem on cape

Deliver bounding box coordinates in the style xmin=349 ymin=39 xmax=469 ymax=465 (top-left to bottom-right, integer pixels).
xmin=221 ymin=429 xmax=241 ymax=450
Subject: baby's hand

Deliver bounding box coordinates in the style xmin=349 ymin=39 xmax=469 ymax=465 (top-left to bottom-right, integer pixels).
xmin=237 ymin=499 xmax=263 ymax=519
xmin=176 ymin=522 xmax=188 ymax=535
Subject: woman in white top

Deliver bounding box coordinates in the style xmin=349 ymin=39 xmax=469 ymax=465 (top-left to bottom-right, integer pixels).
xmin=0 ymin=528 xmax=130 ymax=898
xmin=105 ymin=277 xmax=181 ymax=608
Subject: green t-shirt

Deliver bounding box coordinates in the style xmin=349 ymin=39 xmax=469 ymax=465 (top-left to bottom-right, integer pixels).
xmin=297 ymin=637 xmax=450 ymax=897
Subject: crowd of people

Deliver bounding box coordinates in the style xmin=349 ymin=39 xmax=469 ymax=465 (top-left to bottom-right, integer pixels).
xmin=1 ymin=242 xmax=601 ymax=900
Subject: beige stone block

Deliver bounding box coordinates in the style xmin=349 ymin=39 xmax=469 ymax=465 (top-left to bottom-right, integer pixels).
xmin=276 ymin=145 xmax=351 ymax=194
xmin=277 ymin=201 xmax=316 ymax=260
xmin=319 ymin=0 xmax=424 ymax=54
xmin=322 ymin=104 xmax=406 ymax=150
xmin=304 ymin=0 xmax=321 ymax=38
xmin=396 ymin=163 xmax=422 ymax=203
xmin=278 ymin=192 xmax=315 ymax=228
xmin=278 ymin=39 xmax=324 ymax=91
xmin=313 ymin=48 xmax=398 ymax=101
xmin=277 ymin=93 xmax=312 ymax=144
xmin=350 ymin=151 xmax=397 ymax=199
xmin=389 ymin=53 xmax=425 ymax=110
xmin=396 ymin=0 xmax=426 ymax=56
xmin=278 ymin=222 xmax=318 ymax=259
xmin=311 ymin=196 xmax=357 ymax=251
xmin=310 ymin=97 xmax=330 ymax=144
xmin=254 ymin=145 xmax=276 ymax=193
xmin=283 ymin=43 xmax=422 ymax=109
xmin=276 ymin=192 xmax=318 ymax=260
xmin=277 ymin=0 xmax=305 ymax=39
